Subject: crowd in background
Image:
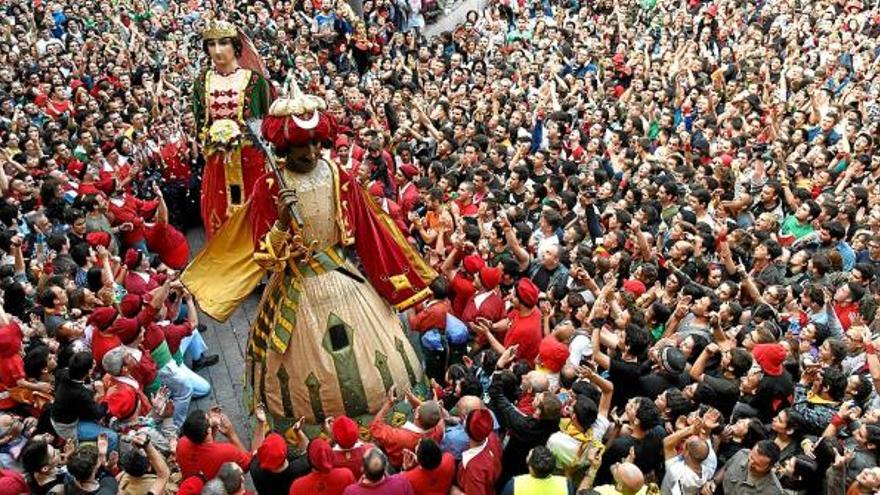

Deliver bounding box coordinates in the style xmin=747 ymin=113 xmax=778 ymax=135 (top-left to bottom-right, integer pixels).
xmin=1 ymin=0 xmax=880 ymax=494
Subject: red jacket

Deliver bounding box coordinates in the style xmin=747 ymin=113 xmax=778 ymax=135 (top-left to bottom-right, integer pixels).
xmin=456 ymin=434 xmax=502 ymax=495
xmin=176 ymin=437 xmax=252 ymax=479
xmin=368 ymin=418 xmax=444 ymax=468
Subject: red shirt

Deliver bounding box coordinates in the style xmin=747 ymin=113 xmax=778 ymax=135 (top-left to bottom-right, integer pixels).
xmin=503 ymin=308 xmax=542 ymax=365
xmin=834 ymin=301 xmax=860 ymax=330
xmin=176 ymin=437 xmax=252 ymax=479
xmin=0 ymin=323 xmax=24 ymax=410
xmin=289 ymin=468 xmax=355 ymax=495
xmin=401 ymin=452 xmax=455 ymax=495
xmin=368 ymin=419 xmax=444 ymax=468
xmin=409 ymin=300 xmax=451 ymax=333
xmin=332 ymin=443 xmax=374 ymax=480
xmin=456 ymin=434 xmax=502 ymax=495
xmin=450 ymin=273 xmax=476 ymax=317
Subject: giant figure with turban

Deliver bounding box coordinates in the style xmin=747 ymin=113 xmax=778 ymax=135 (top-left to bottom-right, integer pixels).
xmin=183 ymin=82 xmax=436 ymax=428
xmin=194 ymin=19 xmax=274 ymax=238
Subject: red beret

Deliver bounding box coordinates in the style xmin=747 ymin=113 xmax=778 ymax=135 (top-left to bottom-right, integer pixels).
xmin=368 ymin=181 xmax=385 ymax=198
xmin=308 ymin=438 xmax=334 ymax=473
xmin=103 ymin=385 xmax=137 ymax=420
xmin=622 ymin=279 xmax=647 ymax=297
xmin=515 ymin=278 xmax=540 ymax=307
xmin=399 ymin=164 xmax=419 ymax=179
xmin=465 ymin=408 xmax=493 ymax=442
xmin=178 ymin=477 xmax=205 ymax=495
xmin=335 ymin=135 xmax=350 ymax=149
xmin=88 ymin=306 xmax=118 ymax=332
xmin=261 ymin=113 xmax=338 ymax=152
xmin=332 ymin=415 xmax=359 ymax=449
xmin=145 ymin=223 xmax=190 ymax=270
xmin=109 ymin=317 xmax=141 ymax=345
xmin=124 ymin=248 xmax=142 ymax=270
xmin=86 ymin=232 xmax=111 ymax=248
xmin=462 ymin=254 xmax=485 ymax=275
xmin=257 ymin=433 xmax=288 ymax=471
xmin=539 ymin=335 xmax=570 ymax=373
xmin=119 ymin=294 xmax=142 ymax=318
xmin=479 ymin=266 xmax=503 ymax=290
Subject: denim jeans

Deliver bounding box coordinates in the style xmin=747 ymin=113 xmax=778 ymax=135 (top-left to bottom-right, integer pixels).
xmin=178 ymin=362 xmax=211 ymax=399
xmin=157 ymin=361 xmax=194 ymax=428
xmin=77 ymin=421 xmax=119 ymax=451
xmin=180 ymin=330 xmax=208 ymax=363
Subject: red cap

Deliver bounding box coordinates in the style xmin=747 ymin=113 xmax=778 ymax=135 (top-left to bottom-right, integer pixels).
xmin=261 ymin=113 xmax=338 ymax=152
xmin=86 ymin=232 xmax=111 ymax=248
xmin=479 ymin=266 xmax=503 ymax=290
xmin=368 ymin=181 xmax=385 ymax=198
xmin=331 ymin=415 xmax=359 ymax=449
xmin=119 ymin=294 xmax=142 ymax=318
xmin=103 ymin=385 xmax=137 ymax=419
xmin=623 ymin=279 xmax=647 ymax=297
xmin=257 ymin=433 xmax=288 ymax=471
xmin=753 ymin=343 xmax=786 ymax=376
xmin=515 ymin=278 xmax=540 ymax=307
xmin=178 ymin=476 xmax=205 ymax=495
xmin=307 ymin=438 xmax=334 ymax=473
xmin=110 ymin=317 xmax=141 ymax=345
xmin=145 ymin=222 xmax=190 ymax=270
xmin=462 ymin=254 xmax=485 ymax=275
xmin=538 ymin=335 xmax=570 ymax=372
xmin=335 ymin=135 xmax=350 ymax=149
xmin=124 ymin=248 xmax=141 ymax=270
xmin=706 ymin=3 xmax=718 ymax=16
xmin=399 ymin=164 xmax=419 ymax=179
xmin=465 ymin=408 xmax=493 ymax=442
xmin=88 ymin=306 xmax=118 ymax=332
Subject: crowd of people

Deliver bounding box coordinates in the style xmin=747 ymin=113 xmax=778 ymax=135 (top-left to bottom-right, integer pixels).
xmin=1 ymin=0 xmax=880 ymax=493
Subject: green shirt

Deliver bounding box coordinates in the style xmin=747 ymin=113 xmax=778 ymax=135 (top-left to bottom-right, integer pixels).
xmin=781 ymin=215 xmax=813 ymax=240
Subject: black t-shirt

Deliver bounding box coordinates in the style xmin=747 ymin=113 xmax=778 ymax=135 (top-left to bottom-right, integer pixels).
xmin=702 ymin=374 xmax=741 ymax=418
xmin=249 ymin=452 xmax=310 ymax=495
xmin=609 ymin=357 xmax=644 ymax=409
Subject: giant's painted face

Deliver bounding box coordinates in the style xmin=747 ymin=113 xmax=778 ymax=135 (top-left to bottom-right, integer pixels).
xmin=207 ymin=38 xmax=236 ymax=67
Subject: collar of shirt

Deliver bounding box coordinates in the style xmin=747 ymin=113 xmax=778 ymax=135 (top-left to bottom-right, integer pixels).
xmin=461 ymin=438 xmax=488 ymax=469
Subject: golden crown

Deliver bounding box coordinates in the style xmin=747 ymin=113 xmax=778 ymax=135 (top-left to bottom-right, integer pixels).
xmin=202 ymin=19 xmax=237 ymax=41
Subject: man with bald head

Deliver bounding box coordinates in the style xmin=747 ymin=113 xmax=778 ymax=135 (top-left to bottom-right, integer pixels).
xmin=581 ymin=462 xmax=646 ymax=495
xmin=441 ymin=396 xmax=497 ymax=460
xmin=661 ymin=420 xmax=714 ymax=495
xmin=369 ymin=387 xmax=445 ymax=469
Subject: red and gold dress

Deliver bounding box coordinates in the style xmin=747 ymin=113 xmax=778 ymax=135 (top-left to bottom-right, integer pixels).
xmin=193 ymin=67 xmax=272 ymax=238
xmin=183 ymin=155 xmax=437 ymax=426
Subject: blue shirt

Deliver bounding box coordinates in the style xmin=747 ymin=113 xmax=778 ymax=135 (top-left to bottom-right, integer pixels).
xmin=838 ymin=240 xmax=856 ymax=272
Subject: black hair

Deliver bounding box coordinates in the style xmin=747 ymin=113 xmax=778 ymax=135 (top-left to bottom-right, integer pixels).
xmin=67 ymin=445 xmax=99 ymax=482
xmin=24 ymin=345 xmax=51 ymax=380
xmin=120 ymin=446 xmax=149 ymax=477
xmin=573 ymin=396 xmax=599 ymax=429
xmin=821 ymin=367 xmax=847 ymax=402
xmin=68 ymin=351 xmax=93 ymax=381
xmin=181 ymin=409 xmax=210 ymax=444
xmin=528 ymin=446 xmax=556 ymax=479
xmin=416 ymin=438 xmax=443 ymax=470
xmin=624 ymin=325 xmax=650 ymax=357
xmin=21 ymin=438 xmax=51 ymax=474
xmin=754 ymin=439 xmax=781 ymax=466
xmin=429 ymin=276 xmax=449 ymax=299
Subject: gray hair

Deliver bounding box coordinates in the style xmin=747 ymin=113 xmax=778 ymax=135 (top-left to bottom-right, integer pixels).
xmin=217 ymin=462 xmax=244 ymax=493
xmin=102 ymin=346 xmax=127 ymax=376
xmin=200 ymin=479 xmax=227 ymax=495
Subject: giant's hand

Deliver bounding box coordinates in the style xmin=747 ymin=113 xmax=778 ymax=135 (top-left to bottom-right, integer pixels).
xmin=276 ymin=188 xmax=299 ymax=230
